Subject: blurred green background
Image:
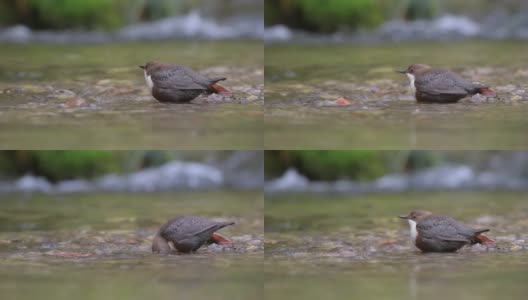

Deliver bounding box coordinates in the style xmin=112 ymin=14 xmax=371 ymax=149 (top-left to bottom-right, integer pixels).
xmin=0 ymin=150 xmax=242 ymax=182
xmin=0 ymin=0 xmax=261 ymax=30
xmin=265 ymin=0 xmax=522 ymax=32
xmin=0 ymin=149 xmax=264 ymax=300
xmin=265 ymin=151 xmax=528 ymax=181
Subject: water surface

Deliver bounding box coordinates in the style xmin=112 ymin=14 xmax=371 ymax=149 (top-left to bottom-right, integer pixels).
xmin=265 ymin=192 xmax=528 ymax=300
xmin=0 ymin=191 xmax=263 ymax=300
xmin=265 ymin=41 xmax=528 ymax=149
xmin=0 ymin=41 xmax=263 ymax=149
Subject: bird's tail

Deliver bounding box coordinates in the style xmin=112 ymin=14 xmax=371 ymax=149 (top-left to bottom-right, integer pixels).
xmin=475 ymin=229 xmax=490 ymax=234
xmin=206 ymin=222 xmax=235 ymax=246
xmin=475 ymin=230 xmax=496 ymax=245
xmin=210 ymin=83 xmax=232 ymax=95
xmin=208 ymin=77 xmax=231 ymax=95
xmin=477 ymin=87 xmax=495 ymax=95
xmin=210 ymin=76 xmax=227 ymax=83
xmin=208 ymin=232 xmax=233 ymax=246
xmin=217 ymin=221 xmax=236 ymax=229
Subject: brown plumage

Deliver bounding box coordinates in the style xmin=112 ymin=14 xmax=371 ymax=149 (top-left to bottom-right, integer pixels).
xmin=152 ymin=216 xmax=235 ymax=254
xmin=140 ymin=61 xmax=231 ymax=103
xmin=399 ymin=210 xmax=495 ymax=252
xmin=397 ymin=64 xmax=495 ymax=103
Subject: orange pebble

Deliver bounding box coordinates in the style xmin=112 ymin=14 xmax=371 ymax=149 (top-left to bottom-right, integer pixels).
xmin=335 ymin=97 xmax=351 ymax=106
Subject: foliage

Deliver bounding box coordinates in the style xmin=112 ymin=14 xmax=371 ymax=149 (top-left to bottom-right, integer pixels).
xmin=0 ymin=151 xmax=234 ymax=182
xmin=0 ymin=0 xmax=193 ymax=29
xmin=265 ymin=0 xmax=468 ymax=31
xmin=298 ymin=0 xmax=384 ymax=32
xmin=401 ymin=0 xmax=438 ymax=20
xmin=402 ymin=150 xmax=440 ymax=172
xmin=26 ymin=0 xmax=125 ymax=29
xmin=264 ymin=0 xmax=385 ymax=32
xmin=295 ymin=150 xmax=387 ymax=181
xmin=31 ymin=151 xmax=120 ymax=182
xmin=265 ymin=151 xmax=449 ymax=181
xmin=266 ymin=151 xmax=388 ymax=181
xmin=0 ymin=151 xmax=121 ymax=182
xmin=0 ymin=0 xmax=261 ymax=30
xmin=264 ymin=0 xmax=281 ymax=26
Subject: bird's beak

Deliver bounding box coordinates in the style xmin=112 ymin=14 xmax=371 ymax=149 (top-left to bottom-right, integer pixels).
xmin=399 ymin=215 xmax=409 ymax=219
xmin=139 ymin=65 xmax=145 ymax=69
xmin=396 ymin=70 xmax=407 ymax=74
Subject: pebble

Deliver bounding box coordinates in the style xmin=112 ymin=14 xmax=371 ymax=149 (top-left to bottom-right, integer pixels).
xmin=60 ymin=97 xmax=87 ymax=108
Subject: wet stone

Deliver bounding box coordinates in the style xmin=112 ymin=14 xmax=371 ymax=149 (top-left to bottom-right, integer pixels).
xmin=50 ymin=89 xmax=77 ymax=99
xmin=60 ymin=97 xmax=88 ymax=108
xmin=206 ymin=243 xmax=234 ymax=253
xmin=233 ymin=234 xmax=254 ymax=243
xmin=2 ymin=84 xmax=51 ymax=94
xmin=39 ymin=243 xmax=58 ymax=249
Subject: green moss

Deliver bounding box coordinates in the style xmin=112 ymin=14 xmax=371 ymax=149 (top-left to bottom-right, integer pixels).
xmin=298 ymin=0 xmax=384 ymax=32
xmin=31 ymin=151 xmax=120 ymax=181
xmin=265 ymin=0 xmax=385 ymax=32
xmin=295 ymin=150 xmax=387 ymax=181
xmin=403 ymin=0 xmax=439 ymax=20
xmin=265 ymin=151 xmax=388 ymax=181
xmin=0 ymin=2 xmax=15 ymax=25
xmin=0 ymin=151 xmax=123 ymax=181
xmin=264 ymin=0 xmax=281 ymax=26
xmin=28 ymin=0 xmax=125 ymax=29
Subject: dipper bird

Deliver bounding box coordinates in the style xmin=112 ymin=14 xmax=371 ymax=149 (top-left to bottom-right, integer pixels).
xmin=140 ymin=61 xmax=231 ymax=103
xmin=399 ymin=210 xmax=495 ymax=252
xmin=152 ymin=216 xmax=235 ymax=254
xmin=397 ymin=64 xmax=495 ymax=103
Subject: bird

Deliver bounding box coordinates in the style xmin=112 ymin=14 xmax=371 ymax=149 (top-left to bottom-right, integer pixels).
xmin=140 ymin=61 xmax=231 ymax=103
xmin=152 ymin=216 xmax=235 ymax=254
xmin=399 ymin=210 xmax=495 ymax=252
xmin=397 ymin=64 xmax=495 ymax=103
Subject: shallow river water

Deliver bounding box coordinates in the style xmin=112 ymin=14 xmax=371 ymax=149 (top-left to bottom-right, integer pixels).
xmin=265 ymin=41 xmax=528 ymax=149
xmin=0 ymin=191 xmax=263 ymax=300
xmin=265 ymin=191 xmax=528 ymax=300
xmin=0 ymin=41 xmax=263 ymax=149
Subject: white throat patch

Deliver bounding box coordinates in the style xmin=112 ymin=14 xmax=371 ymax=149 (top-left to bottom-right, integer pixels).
xmin=144 ymin=70 xmax=153 ymax=89
xmin=406 ymin=73 xmax=416 ymax=93
xmin=407 ymin=219 xmax=418 ymax=241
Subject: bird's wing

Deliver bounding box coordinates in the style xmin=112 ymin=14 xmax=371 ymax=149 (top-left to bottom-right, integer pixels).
xmin=415 ymin=70 xmax=471 ymax=95
xmin=150 ymin=65 xmax=211 ymax=90
xmin=417 ymin=215 xmax=471 ymax=242
xmin=160 ymin=216 xmax=222 ymax=242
